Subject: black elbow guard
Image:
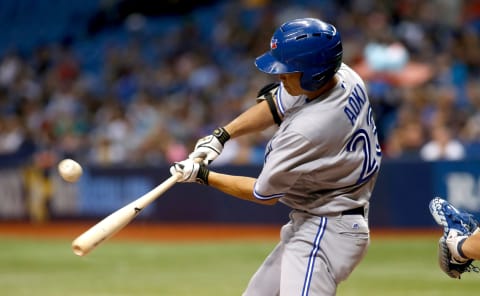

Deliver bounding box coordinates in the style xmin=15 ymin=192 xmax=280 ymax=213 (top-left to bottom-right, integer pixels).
xmin=256 ymin=82 xmax=280 ymax=99
xmin=256 ymin=82 xmax=282 ymax=126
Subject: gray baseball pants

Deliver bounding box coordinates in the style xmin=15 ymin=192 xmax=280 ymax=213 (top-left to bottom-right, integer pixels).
xmin=242 ymin=210 xmax=369 ymax=296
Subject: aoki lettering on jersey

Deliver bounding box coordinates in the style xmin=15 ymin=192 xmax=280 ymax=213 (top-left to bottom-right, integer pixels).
xmin=343 ymin=84 xmax=368 ymax=126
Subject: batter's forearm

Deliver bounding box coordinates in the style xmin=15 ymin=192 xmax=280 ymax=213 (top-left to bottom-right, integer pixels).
xmin=224 ymin=100 xmax=275 ymax=138
xmin=462 ymin=231 xmax=480 ymax=260
xmin=208 ymin=171 xmax=277 ymax=205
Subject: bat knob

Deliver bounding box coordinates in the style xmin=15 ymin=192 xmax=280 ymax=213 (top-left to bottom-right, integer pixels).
xmin=72 ymin=244 xmax=86 ymax=256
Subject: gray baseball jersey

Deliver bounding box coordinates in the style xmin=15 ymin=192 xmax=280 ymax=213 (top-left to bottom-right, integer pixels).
xmin=254 ymin=63 xmax=381 ymax=214
xmin=243 ymin=64 xmax=381 ymax=295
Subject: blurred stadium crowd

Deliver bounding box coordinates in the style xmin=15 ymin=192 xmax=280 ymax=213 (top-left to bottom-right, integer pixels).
xmin=1 ymin=0 xmax=480 ymax=170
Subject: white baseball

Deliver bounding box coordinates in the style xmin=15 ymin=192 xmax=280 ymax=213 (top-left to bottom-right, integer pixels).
xmin=58 ymin=159 xmax=83 ymax=183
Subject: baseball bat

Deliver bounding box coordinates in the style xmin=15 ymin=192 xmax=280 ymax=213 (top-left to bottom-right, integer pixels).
xmin=72 ymin=172 xmax=181 ymax=256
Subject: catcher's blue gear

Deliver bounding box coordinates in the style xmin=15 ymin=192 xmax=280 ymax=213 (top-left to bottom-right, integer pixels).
xmin=429 ymin=197 xmax=479 ymax=237
xmin=429 ymin=197 xmax=480 ymax=279
xmin=255 ymin=18 xmax=342 ymax=91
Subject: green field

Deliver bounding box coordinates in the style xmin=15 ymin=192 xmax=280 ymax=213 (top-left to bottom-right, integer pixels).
xmin=1 ymin=236 xmax=478 ymax=295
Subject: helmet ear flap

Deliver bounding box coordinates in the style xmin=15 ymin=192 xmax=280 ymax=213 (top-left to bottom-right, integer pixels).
xmin=313 ymin=75 xmax=328 ymax=90
xmin=301 ymin=50 xmax=342 ymax=91
xmin=301 ymin=68 xmax=335 ymax=91
xmin=300 ymin=72 xmax=327 ymax=91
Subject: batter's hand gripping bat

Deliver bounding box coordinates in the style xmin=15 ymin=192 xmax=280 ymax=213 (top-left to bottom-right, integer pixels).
xmin=72 ymin=172 xmax=181 ymax=256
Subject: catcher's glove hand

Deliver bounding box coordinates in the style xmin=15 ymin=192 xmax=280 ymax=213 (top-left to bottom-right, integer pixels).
xmin=438 ymin=236 xmax=479 ymax=279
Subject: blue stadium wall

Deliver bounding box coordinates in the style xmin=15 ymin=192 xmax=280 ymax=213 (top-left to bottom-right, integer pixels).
xmin=2 ymin=160 xmax=480 ymax=228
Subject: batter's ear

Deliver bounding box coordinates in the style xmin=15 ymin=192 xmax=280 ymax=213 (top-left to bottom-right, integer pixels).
xmin=256 ymin=82 xmax=282 ymax=126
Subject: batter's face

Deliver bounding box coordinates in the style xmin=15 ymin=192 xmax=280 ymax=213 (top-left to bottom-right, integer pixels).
xmin=278 ymin=72 xmax=304 ymax=96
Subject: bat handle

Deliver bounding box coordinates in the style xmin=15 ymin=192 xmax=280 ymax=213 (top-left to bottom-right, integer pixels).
xmin=171 ymin=158 xmax=205 ymax=181
xmin=176 ymin=157 xmax=206 ymax=181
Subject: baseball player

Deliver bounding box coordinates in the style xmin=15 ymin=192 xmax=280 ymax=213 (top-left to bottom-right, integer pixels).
xmin=170 ymin=18 xmax=382 ymax=295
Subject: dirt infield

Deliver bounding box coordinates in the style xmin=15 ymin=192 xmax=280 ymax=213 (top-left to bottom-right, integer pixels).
xmin=0 ymin=221 xmax=441 ymax=242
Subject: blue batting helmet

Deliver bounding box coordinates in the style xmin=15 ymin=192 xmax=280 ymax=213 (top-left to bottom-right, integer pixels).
xmin=255 ymin=18 xmax=343 ymax=91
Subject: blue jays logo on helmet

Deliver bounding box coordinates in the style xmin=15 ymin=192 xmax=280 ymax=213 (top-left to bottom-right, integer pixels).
xmin=255 ymin=18 xmax=343 ymax=91
xmin=270 ymin=38 xmax=278 ymax=50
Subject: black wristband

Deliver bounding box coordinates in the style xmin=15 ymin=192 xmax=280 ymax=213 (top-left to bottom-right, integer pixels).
xmin=213 ymin=127 xmax=230 ymax=146
xmin=457 ymin=237 xmax=469 ymax=260
xmin=196 ymin=165 xmax=210 ymax=185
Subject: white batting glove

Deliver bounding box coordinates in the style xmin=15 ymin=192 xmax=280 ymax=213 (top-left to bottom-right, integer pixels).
xmin=170 ymin=159 xmax=210 ymax=184
xmin=189 ymin=127 xmax=230 ymax=165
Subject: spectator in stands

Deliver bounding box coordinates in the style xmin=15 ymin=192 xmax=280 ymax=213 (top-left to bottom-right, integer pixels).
xmin=0 ymin=114 xmax=26 ymax=154
xmin=420 ymin=124 xmax=466 ymax=161
xmin=1 ymin=0 xmax=480 ymax=166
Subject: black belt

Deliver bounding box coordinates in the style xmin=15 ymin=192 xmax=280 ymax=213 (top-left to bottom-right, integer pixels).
xmin=341 ymin=207 xmax=365 ymax=216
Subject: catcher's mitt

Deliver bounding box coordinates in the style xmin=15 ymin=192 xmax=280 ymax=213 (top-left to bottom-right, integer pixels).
xmin=438 ymin=236 xmax=479 ymax=279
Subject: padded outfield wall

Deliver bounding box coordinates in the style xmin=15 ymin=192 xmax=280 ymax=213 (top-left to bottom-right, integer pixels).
xmin=2 ymin=160 xmax=480 ymax=228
